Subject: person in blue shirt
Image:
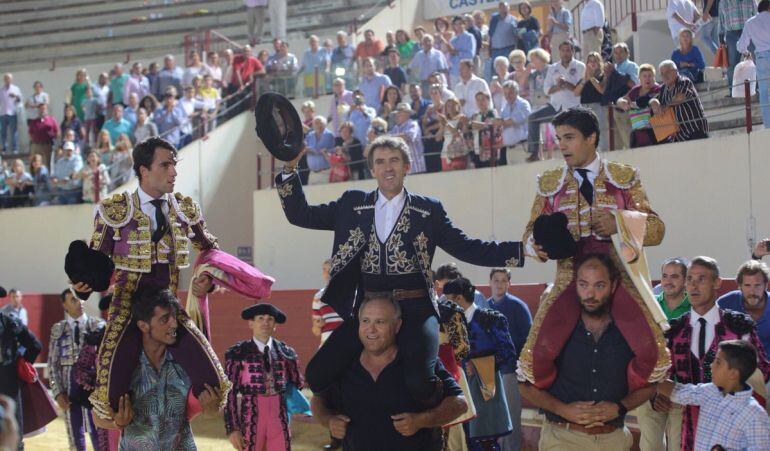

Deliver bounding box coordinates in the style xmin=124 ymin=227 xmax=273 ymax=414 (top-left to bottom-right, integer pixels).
xmin=671 ymin=29 xmax=705 ymax=83
xmin=487 ymin=267 xmax=532 ymax=451
xmin=446 ymin=16 xmax=477 ymax=87
xmin=304 ymin=116 xmax=335 ymax=185
xmin=717 ymin=260 xmax=770 ymax=354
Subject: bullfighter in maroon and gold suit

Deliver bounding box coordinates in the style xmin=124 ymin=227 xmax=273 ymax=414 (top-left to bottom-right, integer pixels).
xmin=517 ymin=108 xmax=671 ymax=393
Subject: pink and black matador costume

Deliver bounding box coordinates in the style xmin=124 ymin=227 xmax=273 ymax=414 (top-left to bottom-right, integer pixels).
xmin=224 ymin=337 xmax=303 ymax=450
xmin=517 ymin=159 xmax=671 ymax=392
xmin=87 ymin=190 xmax=230 ymax=418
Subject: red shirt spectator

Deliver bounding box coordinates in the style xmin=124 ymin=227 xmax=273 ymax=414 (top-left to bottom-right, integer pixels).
xmin=28 ymin=107 xmax=59 ymax=143
xmin=230 ymin=48 xmax=265 ymax=88
xmin=355 ymin=29 xmax=385 ymax=59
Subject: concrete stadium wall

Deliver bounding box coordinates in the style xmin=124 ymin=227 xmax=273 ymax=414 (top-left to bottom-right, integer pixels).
xmin=253 ymin=128 xmax=770 ymax=290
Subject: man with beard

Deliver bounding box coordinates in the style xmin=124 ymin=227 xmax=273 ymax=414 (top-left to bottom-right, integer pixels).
xmin=637 ymin=258 xmax=690 ymax=451
xmin=520 ymin=254 xmax=656 ymax=451
xmin=718 ymin=260 xmax=770 ymax=355
xmin=93 ymin=289 xmax=223 ymax=449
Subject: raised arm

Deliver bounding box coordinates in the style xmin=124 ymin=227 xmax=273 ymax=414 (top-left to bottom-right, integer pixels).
xmin=275 ymin=171 xmax=341 ymax=231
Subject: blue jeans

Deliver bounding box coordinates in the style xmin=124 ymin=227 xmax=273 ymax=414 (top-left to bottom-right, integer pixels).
xmin=725 ymin=29 xmax=743 ymax=90
xmin=696 ymin=19 xmax=719 ymax=54
xmin=757 ymin=51 xmax=770 ymax=128
xmin=0 ymin=114 xmax=18 ymax=152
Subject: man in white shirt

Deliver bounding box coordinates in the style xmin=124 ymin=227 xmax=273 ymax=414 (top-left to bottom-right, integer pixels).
xmin=667 ymin=0 xmax=699 ymax=43
xmin=0 ymin=73 xmax=23 ymax=153
xmin=580 ymin=0 xmax=606 ymax=59
xmin=738 ymin=0 xmax=770 ymax=128
xmin=526 ymin=41 xmax=585 ymax=161
xmin=454 ymin=59 xmax=491 ymax=118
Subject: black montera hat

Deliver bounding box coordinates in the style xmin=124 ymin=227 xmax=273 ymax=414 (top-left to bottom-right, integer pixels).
xmin=254 ymin=92 xmax=303 ymax=162
xmin=532 ymin=212 xmax=578 ymax=260
xmin=64 ymin=240 xmax=115 ymax=300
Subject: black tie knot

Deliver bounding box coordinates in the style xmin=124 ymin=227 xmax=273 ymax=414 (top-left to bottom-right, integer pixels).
xmin=150 ymin=198 xmax=168 ymax=243
xmin=575 ymin=169 xmax=594 ymax=205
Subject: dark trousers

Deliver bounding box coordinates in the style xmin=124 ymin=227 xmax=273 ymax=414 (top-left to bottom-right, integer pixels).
xmin=527 ymin=104 xmax=558 ymax=155
xmin=305 ymin=297 xmax=439 ymax=402
xmin=65 ymin=404 xmax=98 ymax=451
xmin=424 ymin=138 xmax=443 ymax=173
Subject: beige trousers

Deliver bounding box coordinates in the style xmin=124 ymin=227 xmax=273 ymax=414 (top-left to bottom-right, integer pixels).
xmin=30 ymin=142 xmax=52 ymax=168
xmin=308 ymin=169 xmax=330 ymax=185
xmin=581 ymin=29 xmax=604 ymax=59
xmin=246 ymin=6 xmax=266 ymax=43
xmin=445 ymin=423 xmax=468 ymax=451
xmin=612 ymin=109 xmax=632 ymax=150
xmin=634 ymin=401 xmax=683 ymax=451
xmin=550 ymin=32 xmax=570 ymax=56
xmin=538 ymin=421 xmax=633 ymax=451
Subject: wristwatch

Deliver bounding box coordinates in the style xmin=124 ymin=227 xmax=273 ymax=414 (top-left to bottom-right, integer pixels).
xmin=614 ymin=401 xmax=628 ymax=417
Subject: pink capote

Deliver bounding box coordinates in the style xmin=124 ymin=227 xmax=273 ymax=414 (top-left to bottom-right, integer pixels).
xmin=185 ymin=249 xmax=276 ymax=340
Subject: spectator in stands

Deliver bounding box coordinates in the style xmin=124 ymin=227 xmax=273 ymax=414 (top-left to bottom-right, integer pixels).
xmin=413 ymin=26 xmax=426 ymax=45
xmin=28 ymin=104 xmax=59 ymax=168
xmin=697 ymin=0 xmax=721 ymax=55
xmin=616 ymin=64 xmax=662 ymax=148
xmin=268 ymin=0 xmax=287 ymax=40
xmin=102 ymin=105 xmax=133 ymax=145
xmin=154 ymin=93 xmax=185 ymax=148
xmin=331 ymin=31 xmax=356 ymax=88
xmin=301 ymin=101 xmax=316 ymax=135
xmin=158 ymin=55 xmax=184 ymax=99
xmin=245 ymin=0 xmax=267 ymax=45
xmin=346 ymin=93 xmax=376 ymax=148
xmin=124 ymin=62 xmax=149 ymax=105
xmin=455 ymin=59 xmax=491 ymax=118
xmin=51 ymin=141 xmax=83 ymax=205
xmin=487 ymin=2 xmax=519 ymax=81
xmin=93 ymin=73 xmax=110 ymax=131
xmin=672 ymin=29 xmax=706 ymax=83
xmin=667 ymin=0 xmax=699 ymax=45
xmin=300 ymin=35 xmax=329 ymax=97
xmin=490 ymin=56 xmax=514 ymax=112
xmin=139 ymin=94 xmax=160 ymax=122
xmin=408 ymin=84 xmax=431 ymax=122
xmin=107 ymin=137 xmax=132 ymax=190
xmin=359 ymin=57 xmax=392 ymax=111
xmin=509 ymin=50 xmax=531 ymax=100
xmin=379 ymin=86 xmax=402 ymax=129
xmin=305 ymin=116 xmax=334 ymax=185
xmin=436 ymin=97 xmax=470 ymax=171
xmin=433 ymin=17 xmax=455 ymax=63
xmin=547 ymin=0 xmax=573 ymax=56
xmin=580 ymin=0 xmax=606 ymax=59
xmin=446 ymin=16 xmax=477 ymax=87
xmin=202 ymin=51 xmax=223 ymax=89
xmin=269 ymin=41 xmax=298 ymax=97
xmin=70 ymin=69 xmax=89 ymax=121
xmin=421 ymin=85 xmax=445 ymax=173
xmin=527 ymin=41 xmax=585 ymax=161
xmin=123 ymin=93 xmax=140 ymax=128
xmin=356 ymin=29 xmax=386 ymax=68
xmin=389 ymin=103 xmax=426 ymax=173
xmin=24 ymin=81 xmax=49 ymax=127
xmin=718 ymin=260 xmax=770 ymax=353
xmin=464 ymin=14 xmax=484 ymax=71
xmin=133 ymin=108 xmax=158 ymax=144
xmin=76 ymin=150 xmax=110 ymax=203
xmin=516 ymin=2 xmax=541 ymax=53
xmin=721 ymin=0 xmax=756 ymax=91
xmin=574 ymin=52 xmax=607 ymax=151
xmin=179 ymin=86 xmax=204 ymax=145
xmin=473 ymin=10 xmax=491 ymax=73
xmin=95 ymin=129 xmax=113 ymax=164
xmin=649 ymin=60 xmax=708 ymax=142
xmin=384 ymin=49 xmax=408 ymax=91
xmin=527 ymin=48 xmax=551 ymax=109
xmin=0 ymin=74 xmax=22 ymax=154
xmin=81 ymin=84 xmax=99 ymax=146
xmin=612 ymin=43 xmax=640 ymax=84
xmin=146 ymin=62 xmax=160 ymax=99
xmin=603 ymin=59 xmax=636 ymax=150
xmin=327 ymin=78 xmax=353 ymax=139
xmin=409 ymin=35 xmax=449 ymax=96
xmin=497 ymin=80 xmax=531 ymax=164
xmin=739 ymin=0 xmax=770 ymax=128
xmin=469 ymin=91 xmax=503 ymax=167
xmin=428 ymin=72 xmax=456 ymax=102
xmin=5 ymin=159 xmax=33 ymax=207
xmin=336 ymin=121 xmax=365 ymax=180
xmin=221 ymin=48 xmax=235 ymax=92
xmin=109 ymin=63 xmax=129 ymax=107
xmin=395 ymin=29 xmax=416 ymax=65
xmin=29 ymin=154 xmax=50 ymax=206
xmin=198 ymin=75 xmax=221 ymax=130
xmin=60 ymin=104 xmax=86 ymax=149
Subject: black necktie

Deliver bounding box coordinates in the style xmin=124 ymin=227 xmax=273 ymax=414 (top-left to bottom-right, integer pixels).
xmin=698 ymin=317 xmax=707 ymax=359
xmin=575 ymin=169 xmax=594 ymax=205
xmin=150 ymin=199 xmax=168 ymax=243
xmin=263 ymin=345 xmax=271 ymax=373
xmin=73 ymin=322 xmax=80 ymax=346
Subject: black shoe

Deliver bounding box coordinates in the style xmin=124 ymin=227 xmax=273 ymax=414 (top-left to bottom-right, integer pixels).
xmin=323 ymin=438 xmax=342 ymax=449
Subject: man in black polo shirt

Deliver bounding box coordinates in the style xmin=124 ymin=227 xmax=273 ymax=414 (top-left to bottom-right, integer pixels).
xmin=311 ymin=292 xmax=467 ymax=451
xmin=519 ymin=254 xmax=656 ymax=451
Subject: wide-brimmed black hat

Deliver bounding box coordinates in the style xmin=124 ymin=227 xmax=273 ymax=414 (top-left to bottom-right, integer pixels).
xmin=532 ymin=212 xmax=577 ymax=260
xmin=64 ymin=240 xmax=114 ymax=300
xmin=241 ymin=303 xmax=287 ymax=323
xmin=254 ymin=92 xmax=303 ymax=162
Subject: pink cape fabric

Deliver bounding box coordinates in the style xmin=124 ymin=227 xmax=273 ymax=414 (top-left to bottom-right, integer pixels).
xmin=186 ymin=249 xmax=276 ymax=339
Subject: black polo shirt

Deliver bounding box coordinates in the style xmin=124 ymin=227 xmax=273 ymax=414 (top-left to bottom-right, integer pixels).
xmin=332 ymin=352 xmax=462 ymax=451
xmin=545 ymin=320 xmax=634 ymax=428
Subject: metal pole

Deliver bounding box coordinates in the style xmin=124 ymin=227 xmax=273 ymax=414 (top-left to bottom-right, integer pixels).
xmin=608 ymin=104 xmax=615 ymax=151
xmin=744 ymin=79 xmax=753 ymax=134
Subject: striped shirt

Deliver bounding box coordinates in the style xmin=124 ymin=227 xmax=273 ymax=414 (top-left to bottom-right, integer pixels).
xmin=657 ymin=75 xmax=708 ymax=142
xmin=671 ymin=382 xmax=770 ymax=450
xmin=719 ymin=0 xmax=757 ymax=32
xmin=312 ymin=288 xmax=342 ymax=339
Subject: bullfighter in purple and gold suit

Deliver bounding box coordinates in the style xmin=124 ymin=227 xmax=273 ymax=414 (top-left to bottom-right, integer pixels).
xmin=76 ymin=137 xmax=230 ymax=419
xmin=225 ymin=303 xmax=303 ymax=451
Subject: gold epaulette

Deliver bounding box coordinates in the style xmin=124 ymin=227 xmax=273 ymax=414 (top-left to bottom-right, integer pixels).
xmin=604 ymin=160 xmax=638 ymax=189
xmin=96 ymin=192 xmax=133 ymax=228
xmin=536 ymin=166 xmax=568 ymax=197
xmin=171 ymin=192 xmax=203 ymax=225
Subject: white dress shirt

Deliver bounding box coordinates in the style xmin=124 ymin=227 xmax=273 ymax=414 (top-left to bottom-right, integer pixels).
xmin=0 ymin=84 xmax=22 ymax=116
xmin=543 ymin=59 xmax=585 ymax=111
xmin=66 ymin=313 xmax=87 ymax=339
xmin=454 ymin=75 xmax=492 ymax=118
xmin=253 ymin=336 xmax=274 ymax=353
xmin=375 ymin=188 xmax=406 ymax=243
xmin=738 ymin=11 xmax=770 ymax=53
xmin=689 ymin=304 xmax=720 ymax=358
xmin=572 ymin=154 xmax=601 ymax=188
xmin=666 ymin=0 xmax=697 ymax=41
xmin=464 ymin=303 xmax=477 ymax=324
xmin=581 ymin=0 xmax=606 ymax=31
xmin=137 ymin=187 xmax=170 ymax=233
